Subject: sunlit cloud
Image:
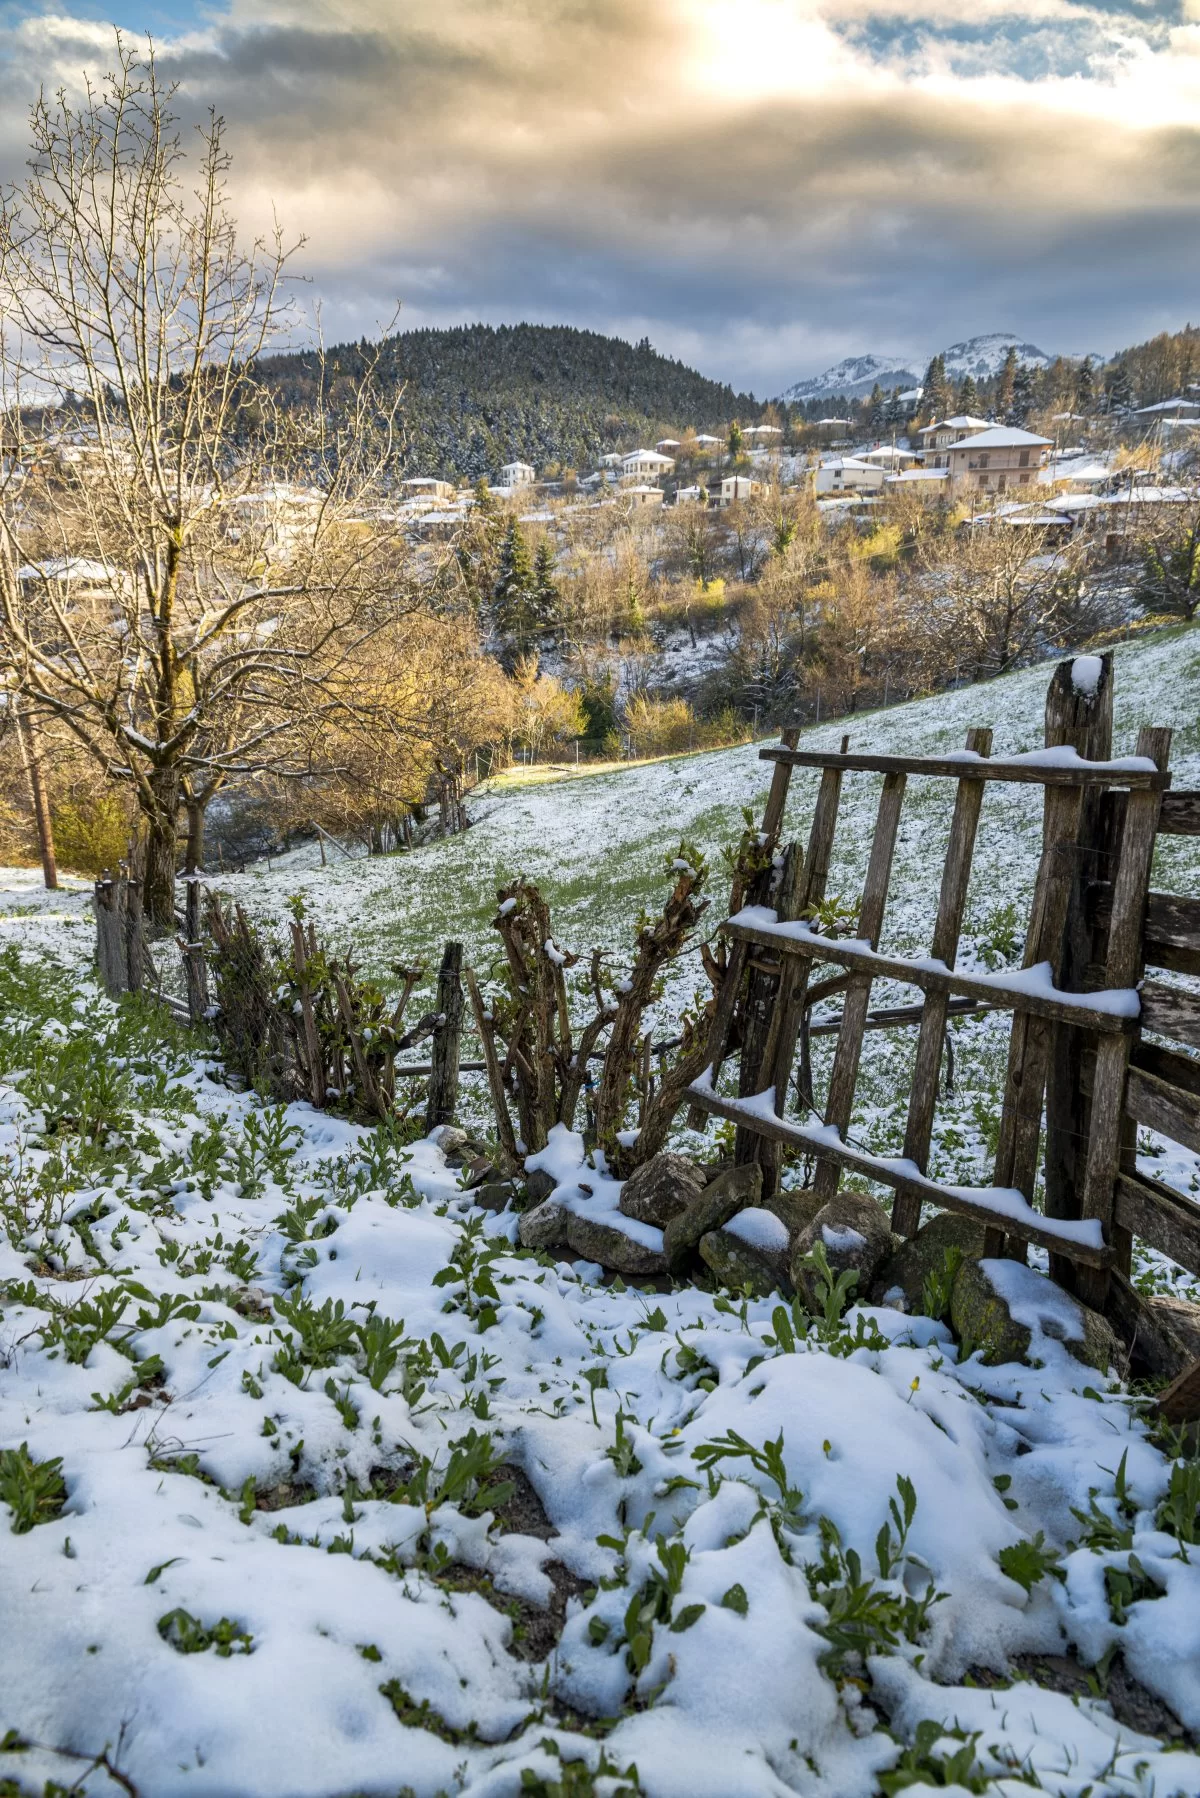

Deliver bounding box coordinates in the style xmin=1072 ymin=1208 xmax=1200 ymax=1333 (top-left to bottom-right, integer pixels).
xmin=1 ymin=0 xmax=1198 ymax=390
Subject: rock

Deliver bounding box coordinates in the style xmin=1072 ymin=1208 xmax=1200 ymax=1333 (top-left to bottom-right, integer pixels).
xmin=699 ymin=1228 xmax=783 ymax=1297
xmin=949 ymin=1257 xmax=1121 ymax=1372
xmin=949 ymin=1258 xmax=1031 ymax=1364
xmin=564 ymin=1211 xmax=667 ymax=1278
xmin=518 ymin=1199 xmax=569 ymax=1251
xmin=524 ymin=1167 xmax=558 ymax=1205
xmin=790 ymin=1189 xmax=893 ymax=1311
xmin=461 ymin=1154 xmax=499 ymax=1191
xmin=1148 ymin=1295 xmax=1200 ymax=1367
xmin=762 ymin=1187 xmax=823 ymax=1244
xmin=701 ymin=1159 xmax=735 ymax=1186
xmin=872 ymin=1211 xmax=987 ymax=1312
xmin=662 ymin=1163 xmax=763 ymax=1273
xmin=618 ymin=1153 xmax=705 ymax=1227
xmin=474 ymin=1179 xmax=518 ymax=1214
xmin=431 ymin=1125 xmax=471 ymax=1163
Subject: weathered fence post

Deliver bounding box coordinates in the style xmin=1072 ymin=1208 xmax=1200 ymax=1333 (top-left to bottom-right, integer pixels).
xmin=94 ymin=870 xmax=127 ymax=995
xmin=426 ymin=941 xmax=464 ymax=1131
xmin=181 ymin=872 xmax=210 ymax=1025
xmin=1042 ymin=653 xmax=1114 ymax=1284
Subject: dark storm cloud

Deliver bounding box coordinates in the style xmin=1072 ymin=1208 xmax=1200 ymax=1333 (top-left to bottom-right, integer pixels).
xmin=2 ymin=1 xmax=1199 ymax=390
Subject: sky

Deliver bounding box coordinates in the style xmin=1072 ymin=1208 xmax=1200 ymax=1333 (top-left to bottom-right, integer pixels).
xmin=1 ymin=0 xmax=1199 ymax=395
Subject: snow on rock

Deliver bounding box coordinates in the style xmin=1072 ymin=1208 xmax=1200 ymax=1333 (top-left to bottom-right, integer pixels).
xmin=725 ymin=1207 xmax=791 ymax=1255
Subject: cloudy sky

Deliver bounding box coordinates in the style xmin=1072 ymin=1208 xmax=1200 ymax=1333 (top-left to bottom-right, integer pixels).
xmin=2 ymin=0 xmax=1199 ymax=394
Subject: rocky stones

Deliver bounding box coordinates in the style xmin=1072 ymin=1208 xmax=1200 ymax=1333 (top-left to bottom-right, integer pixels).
xmin=461 ymin=1154 xmax=498 ymax=1191
xmin=524 ymin=1167 xmax=558 ymax=1206
xmin=761 ymin=1187 xmax=823 ymax=1245
xmin=518 ymin=1198 xmax=569 ymax=1250
xmin=564 ymin=1211 xmax=667 ymax=1278
xmin=663 ymin=1163 xmax=763 ymax=1273
xmin=700 ymin=1206 xmax=792 ymax=1295
xmin=474 ymin=1179 xmax=519 ymax=1214
xmin=618 ymin=1153 xmax=705 ymax=1228
xmin=949 ymin=1256 xmax=1121 ymax=1371
xmin=790 ymin=1189 xmax=894 ymax=1311
xmin=431 ymin=1125 xmax=471 ymax=1165
xmin=872 ymin=1210 xmax=987 ymax=1312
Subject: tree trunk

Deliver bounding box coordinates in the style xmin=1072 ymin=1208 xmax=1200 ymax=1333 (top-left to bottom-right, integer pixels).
xmin=181 ymin=800 xmax=210 ymax=1026
xmin=425 ymin=942 xmax=464 ymax=1131
xmin=16 ymin=710 xmax=58 ymax=890
xmin=143 ymin=773 xmax=180 ymax=934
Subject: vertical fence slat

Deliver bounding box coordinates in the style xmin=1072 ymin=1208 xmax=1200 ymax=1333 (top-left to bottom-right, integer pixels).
xmin=426 ymin=942 xmax=464 ymax=1131
xmin=812 ymin=769 xmax=907 ymax=1205
xmin=892 ymin=726 xmax=992 ymax=1237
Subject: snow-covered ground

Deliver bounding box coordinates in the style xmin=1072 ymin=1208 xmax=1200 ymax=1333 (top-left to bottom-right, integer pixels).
xmin=3 ymin=626 xmax=1200 ymax=1796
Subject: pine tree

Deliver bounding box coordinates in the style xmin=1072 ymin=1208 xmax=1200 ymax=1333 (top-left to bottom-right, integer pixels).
xmin=957 ymin=375 xmax=980 ymax=417
xmin=997 ymin=347 xmax=1019 ymax=422
xmin=1105 ymin=360 xmax=1133 ymax=413
xmin=922 ymin=354 xmax=948 ymax=420
xmin=493 ymin=517 xmax=538 ymax=650
xmin=868 ymin=382 xmax=885 ymax=433
xmin=1010 ymin=365 xmax=1035 ymax=426
xmin=1075 ymin=356 xmax=1096 ymax=414
xmin=533 ymin=539 xmax=559 ymax=633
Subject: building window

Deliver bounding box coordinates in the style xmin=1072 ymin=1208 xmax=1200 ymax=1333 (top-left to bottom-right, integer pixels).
xmin=977 ymin=454 xmax=989 ymax=469
xmin=978 ymin=475 xmax=988 ymax=489
xmin=997 ymin=475 xmax=1007 ymax=493
xmin=1019 ymin=450 xmax=1030 ymax=468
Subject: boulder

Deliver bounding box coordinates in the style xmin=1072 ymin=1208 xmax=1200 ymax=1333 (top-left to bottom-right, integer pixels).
xmin=872 ymin=1210 xmax=987 ymax=1312
xmin=662 ymin=1163 xmax=763 ymax=1274
xmin=518 ymin=1198 xmax=569 ymax=1251
xmin=564 ymin=1211 xmax=667 ymax=1278
xmin=461 ymin=1154 xmax=499 ymax=1191
xmin=474 ymin=1179 xmax=519 ymax=1214
xmin=431 ymin=1125 xmax=471 ymax=1165
xmin=762 ymin=1187 xmax=823 ymax=1245
xmin=791 ymin=1189 xmax=893 ymax=1311
xmin=524 ymin=1167 xmax=558 ymax=1206
xmin=701 ymin=1206 xmax=792 ymax=1295
xmin=619 ymin=1153 xmax=705 ymax=1227
xmin=949 ymin=1257 xmax=1121 ymax=1371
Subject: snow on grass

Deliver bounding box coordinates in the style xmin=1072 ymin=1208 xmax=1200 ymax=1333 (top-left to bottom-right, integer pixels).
xmin=2 ymin=627 xmax=1200 ymax=1794
xmin=2 ymin=933 xmax=1200 ymax=1791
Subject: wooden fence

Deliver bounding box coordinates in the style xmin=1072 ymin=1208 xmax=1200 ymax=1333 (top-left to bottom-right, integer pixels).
xmin=687 ymin=652 xmax=1200 ymax=1347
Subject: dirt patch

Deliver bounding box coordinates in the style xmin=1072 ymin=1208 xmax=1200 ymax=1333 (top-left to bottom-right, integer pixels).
xmin=254 ymin=1479 xmax=318 ymax=1511
xmin=969 ymin=1650 xmax=1194 ymax=1745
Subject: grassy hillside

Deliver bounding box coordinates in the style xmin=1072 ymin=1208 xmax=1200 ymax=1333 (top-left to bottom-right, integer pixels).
xmin=258 ymin=322 xmax=764 ymax=481
xmin=223 ymin=623 xmax=1200 ymax=1231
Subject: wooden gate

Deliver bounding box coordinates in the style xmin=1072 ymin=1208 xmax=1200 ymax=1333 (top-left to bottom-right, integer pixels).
xmin=687 ymin=652 xmax=1183 ymax=1311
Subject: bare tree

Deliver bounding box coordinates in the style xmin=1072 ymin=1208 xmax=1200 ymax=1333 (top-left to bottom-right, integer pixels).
xmin=0 ymin=38 xmax=408 ymax=928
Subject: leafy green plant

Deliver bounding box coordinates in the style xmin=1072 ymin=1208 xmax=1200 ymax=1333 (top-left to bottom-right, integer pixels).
xmin=796 ymin=1240 xmax=859 ymax=1337
xmin=879 ymin=1720 xmax=988 ymax=1795
xmin=1105 ymin=1553 xmax=1164 ymax=1626
xmin=274 ymin=1293 xmax=358 ymax=1370
xmin=432 ymin=1216 xmax=504 ymax=1329
xmin=381 ymin=1429 xmax=513 ymax=1521
xmin=997 ymin=1532 xmax=1064 ymax=1594
xmin=1071 ymin=1449 xmax=1136 ymax=1553
xmin=0 ymin=1443 xmax=67 ymax=1533
xmin=694 ymin=1429 xmax=806 ymax=1537
xmin=1156 ymin=1457 xmax=1200 ymax=1561
xmin=157 ymin=1608 xmax=254 ymax=1656
xmin=920 ymin=1247 xmax=963 ymax=1323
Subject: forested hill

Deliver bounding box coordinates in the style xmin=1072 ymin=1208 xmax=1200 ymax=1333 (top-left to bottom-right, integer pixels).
xmin=257 ymin=323 xmax=764 ymax=481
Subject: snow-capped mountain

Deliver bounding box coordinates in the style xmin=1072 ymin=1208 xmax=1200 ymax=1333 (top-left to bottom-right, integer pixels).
xmin=784 ymin=332 xmax=1052 ymax=402
xmin=938 ymin=333 xmax=1051 ymax=382
xmin=783 ymin=352 xmax=920 ymax=405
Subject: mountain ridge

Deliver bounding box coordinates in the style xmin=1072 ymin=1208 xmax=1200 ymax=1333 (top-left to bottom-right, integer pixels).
xmin=784 ymin=331 xmax=1053 ymax=403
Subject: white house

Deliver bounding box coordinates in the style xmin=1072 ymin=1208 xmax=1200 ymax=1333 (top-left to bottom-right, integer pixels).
xmin=499 ymin=461 xmax=536 ymax=488
xmin=858 ymin=445 xmax=920 ymax=469
xmin=621 ymin=449 xmax=675 ymax=479
xmin=598 ymin=452 xmax=625 ymax=468
xmin=694 ymin=434 xmax=723 ymax=450
xmin=1134 ymin=397 xmax=1200 ymax=421
xmin=744 ymin=425 xmax=783 ymax=442
xmin=916 ymin=417 xmax=993 ymax=466
xmin=673 ymin=485 xmax=707 ymax=505
xmin=717 ymin=474 xmax=765 ymax=506
xmin=655 ymin=438 xmax=681 ymax=454
xmin=17 ymin=557 xmax=134 ymax=605
xmin=945 ymin=427 xmax=1053 ymax=493
xmin=399 ymin=476 xmax=455 ymax=503
xmin=814 ymin=457 xmax=886 ymax=495
xmin=622 ymin=484 xmax=665 ymax=509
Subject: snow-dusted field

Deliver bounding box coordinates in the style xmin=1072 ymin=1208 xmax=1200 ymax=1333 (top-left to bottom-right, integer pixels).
xmin=2 ymin=626 xmax=1200 ymax=1797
